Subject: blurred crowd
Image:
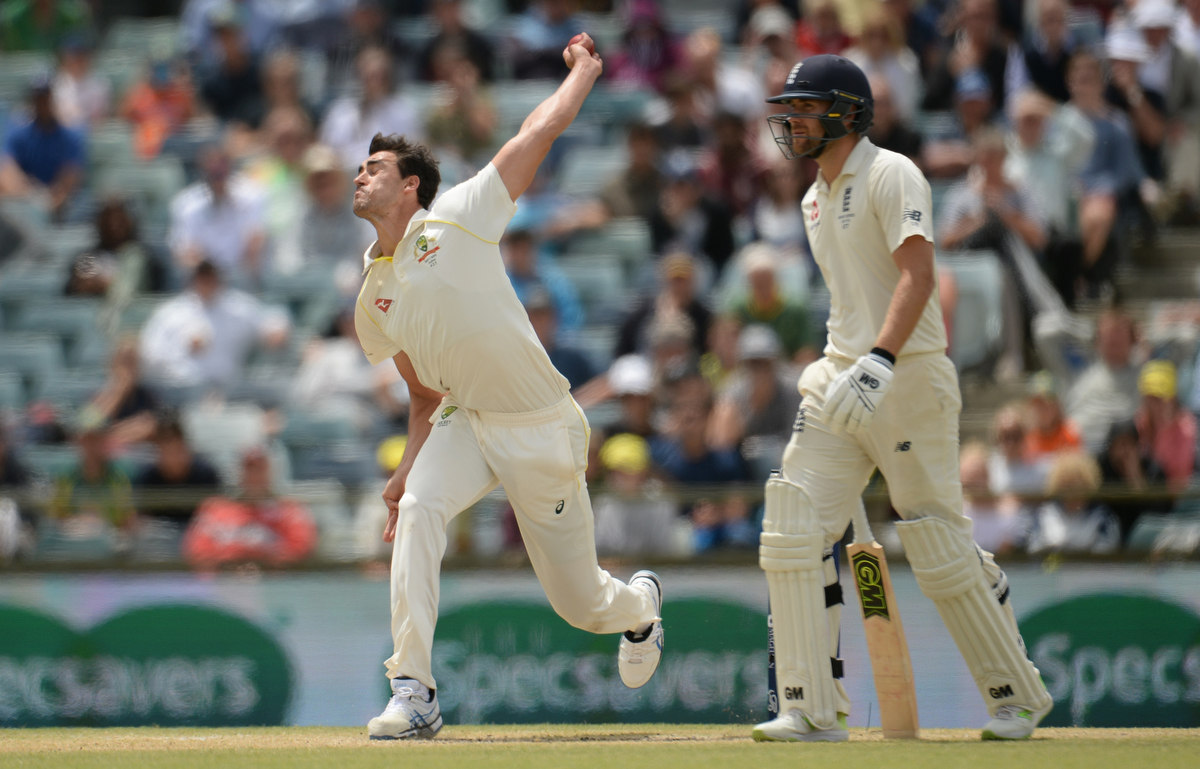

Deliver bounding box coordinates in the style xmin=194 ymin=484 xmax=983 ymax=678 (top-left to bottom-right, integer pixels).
xmin=1 ymin=0 xmax=1200 ymax=566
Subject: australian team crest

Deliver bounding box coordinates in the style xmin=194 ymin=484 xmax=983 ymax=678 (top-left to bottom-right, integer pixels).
xmin=415 ymin=233 xmax=440 ymax=264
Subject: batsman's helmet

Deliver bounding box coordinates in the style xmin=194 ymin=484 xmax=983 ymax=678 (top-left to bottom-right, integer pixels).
xmin=766 ymin=55 xmax=874 ymax=159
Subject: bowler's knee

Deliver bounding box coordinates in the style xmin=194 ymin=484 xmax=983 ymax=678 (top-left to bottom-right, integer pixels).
xmin=394 ymin=492 xmax=447 ymax=537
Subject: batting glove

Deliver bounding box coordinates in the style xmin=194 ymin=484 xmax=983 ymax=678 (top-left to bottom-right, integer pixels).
xmin=823 ymin=352 xmax=894 ymax=436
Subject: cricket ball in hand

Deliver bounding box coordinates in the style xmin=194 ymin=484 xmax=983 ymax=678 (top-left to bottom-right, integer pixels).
xmin=568 ymin=33 xmax=596 ymax=55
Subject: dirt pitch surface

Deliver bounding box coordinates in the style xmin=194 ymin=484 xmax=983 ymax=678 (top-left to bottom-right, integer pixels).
xmin=3 ymin=725 xmax=1199 ymax=769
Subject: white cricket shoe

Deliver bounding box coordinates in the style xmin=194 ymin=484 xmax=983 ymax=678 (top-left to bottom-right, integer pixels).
xmin=618 ymin=570 xmax=664 ymax=688
xmin=981 ymin=703 xmax=1052 ymax=740
xmin=752 ymin=710 xmax=849 ymax=742
xmin=367 ymin=677 xmax=443 ymax=740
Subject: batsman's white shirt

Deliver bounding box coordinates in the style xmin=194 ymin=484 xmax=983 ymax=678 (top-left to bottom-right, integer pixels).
xmin=354 ymin=162 xmax=570 ymax=414
xmin=801 ymin=137 xmax=945 ymax=361
xmin=354 ymin=163 xmax=656 ymax=690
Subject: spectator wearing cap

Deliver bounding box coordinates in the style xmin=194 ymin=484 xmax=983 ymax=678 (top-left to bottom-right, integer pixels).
xmin=135 ymin=416 xmax=221 ymax=525
xmin=53 ymin=35 xmax=110 ymax=129
xmin=593 ymin=433 xmax=679 ymax=556
xmin=923 ymin=68 xmax=1002 ymax=179
xmin=298 ymin=144 xmax=374 ymax=266
xmin=1104 ymin=26 xmax=1171 ymax=184
xmin=726 ymin=246 xmax=816 ymax=363
xmin=1026 ymin=451 xmax=1120 ymax=554
xmin=603 ymin=354 xmax=658 ymax=440
xmin=320 ymin=46 xmax=422 ymax=171
xmin=0 ymin=74 xmax=85 ymax=222
xmin=1097 ymin=420 xmax=1169 ymax=538
xmin=183 ymin=446 xmax=317 ymax=567
xmin=198 ymin=6 xmax=266 ymax=128
xmin=866 ymin=76 xmax=924 ymax=165
xmin=1006 ymin=0 xmax=1076 ymax=104
xmin=0 ymin=0 xmax=90 ymax=51
xmin=140 ymin=260 xmax=289 ymax=394
xmin=960 ymin=441 xmax=1029 ymax=555
xmin=711 ymin=325 xmax=802 ymax=480
xmin=1024 ymin=370 xmax=1083 ymax=463
xmin=120 ymin=57 xmax=196 ymax=160
xmin=843 ymin=5 xmax=921 ymax=122
xmin=650 ymin=152 xmax=735 ymax=271
xmin=417 ymin=0 xmax=496 ymax=83
xmin=524 ymin=287 xmax=594 ymax=390
xmin=509 ymin=0 xmax=582 ymax=80
xmin=169 ymin=143 xmax=268 ymax=283
xmin=614 ymin=252 xmax=712 ymax=362
xmin=921 ymin=0 xmax=1010 ymax=114
xmin=607 ymin=0 xmax=685 ymax=92
xmin=500 ymin=219 xmax=584 ymax=335
xmin=989 ymin=404 xmax=1047 ymax=496
xmin=1134 ymin=360 xmax=1197 ymax=492
xmin=1131 ymin=0 xmax=1200 ymax=222
xmin=1004 ymin=90 xmax=1095 ymax=244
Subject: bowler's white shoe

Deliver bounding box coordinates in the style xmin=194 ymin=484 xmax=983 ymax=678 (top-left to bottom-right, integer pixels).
xmin=367 ymin=677 xmax=443 ymax=740
xmin=981 ymin=703 xmax=1052 ymax=740
xmin=752 ymin=710 xmax=849 ymax=742
xmin=618 ymin=570 xmax=664 ymax=688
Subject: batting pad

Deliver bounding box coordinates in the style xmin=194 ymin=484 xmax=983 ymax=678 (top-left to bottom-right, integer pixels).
xmin=759 ymin=475 xmax=838 ymax=728
xmin=895 ymin=516 xmax=1052 ymax=716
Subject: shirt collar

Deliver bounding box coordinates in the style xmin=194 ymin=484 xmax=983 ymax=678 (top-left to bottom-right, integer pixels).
xmin=361 ymin=208 xmax=431 ymax=273
xmin=816 ymin=136 xmax=877 ymax=193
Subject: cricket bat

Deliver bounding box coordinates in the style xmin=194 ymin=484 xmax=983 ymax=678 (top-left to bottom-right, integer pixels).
xmin=847 ymin=502 xmax=919 ymax=739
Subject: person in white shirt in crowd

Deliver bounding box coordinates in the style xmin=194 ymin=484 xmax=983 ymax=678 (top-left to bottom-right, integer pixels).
xmin=140 ymin=260 xmax=289 ymax=394
xmin=53 ymin=36 xmax=110 ymax=130
xmin=320 ymin=46 xmax=422 ymax=171
xmin=684 ymin=27 xmax=766 ymax=127
xmin=297 ymin=143 xmax=375 ymax=274
xmin=988 ymin=404 xmax=1047 ymax=495
xmin=961 ymin=441 xmax=1029 ymax=555
xmin=753 ymin=160 xmax=810 ymax=251
xmin=169 ymin=143 xmax=268 ymax=287
xmin=1177 ymin=0 xmax=1200 ymax=59
xmin=1026 ymin=451 xmax=1121 ymax=554
xmin=1004 ymin=89 xmax=1094 ymax=240
xmin=1061 ymin=310 xmax=1143 ymax=453
xmin=842 ymin=5 xmax=921 ymax=122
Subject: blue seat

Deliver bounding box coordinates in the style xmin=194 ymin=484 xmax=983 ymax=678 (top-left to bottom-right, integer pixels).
xmin=558 ymin=146 xmax=628 ymax=197
xmin=0 ymin=333 xmax=66 ymax=400
xmin=938 ymin=251 xmax=1005 ymax=371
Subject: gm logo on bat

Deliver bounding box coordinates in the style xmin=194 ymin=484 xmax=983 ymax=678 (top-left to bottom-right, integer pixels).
xmin=851 ymin=551 xmax=891 ymax=620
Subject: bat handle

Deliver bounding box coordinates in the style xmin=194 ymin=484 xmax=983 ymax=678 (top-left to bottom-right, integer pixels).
xmin=852 ymin=499 xmax=875 ymax=545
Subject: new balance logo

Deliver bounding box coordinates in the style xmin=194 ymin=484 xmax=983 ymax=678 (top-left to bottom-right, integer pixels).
xmin=375 ymin=298 xmax=393 ymax=313
xmin=895 ymin=441 xmax=911 ymax=452
xmin=989 ymin=685 xmax=1015 ymax=699
xmin=903 ymin=209 xmax=922 ymax=223
xmin=858 ymin=372 xmax=880 ymax=389
xmin=784 ymin=686 xmax=804 ymax=701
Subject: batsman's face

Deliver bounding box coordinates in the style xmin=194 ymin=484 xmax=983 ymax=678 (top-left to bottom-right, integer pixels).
xmin=780 ymin=98 xmax=831 ymax=156
xmin=353 ymin=151 xmax=406 ymax=219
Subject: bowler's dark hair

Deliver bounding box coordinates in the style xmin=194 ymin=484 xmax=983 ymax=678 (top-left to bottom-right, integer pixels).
xmin=368 ymin=133 xmax=441 ymax=209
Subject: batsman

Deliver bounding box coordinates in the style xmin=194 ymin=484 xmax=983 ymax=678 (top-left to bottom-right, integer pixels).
xmin=753 ymin=55 xmax=1052 ymax=742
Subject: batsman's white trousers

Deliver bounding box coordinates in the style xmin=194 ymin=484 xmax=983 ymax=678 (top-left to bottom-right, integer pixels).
xmin=385 ymin=395 xmax=659 ymax=690
xmin=783 ymin=353 xmax=973 ymax=547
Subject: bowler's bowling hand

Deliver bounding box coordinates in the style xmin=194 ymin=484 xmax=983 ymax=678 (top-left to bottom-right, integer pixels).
xmin=823 ymin=352 xmax=894 ymax=436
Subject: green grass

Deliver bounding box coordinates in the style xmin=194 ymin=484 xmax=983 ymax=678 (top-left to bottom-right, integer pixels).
xmin=2 ymin=725 xmax=1198 ymax=769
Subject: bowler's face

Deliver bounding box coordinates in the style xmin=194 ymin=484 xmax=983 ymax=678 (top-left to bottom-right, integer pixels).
xmin=353 ymin=152 xmax=404 ymax=218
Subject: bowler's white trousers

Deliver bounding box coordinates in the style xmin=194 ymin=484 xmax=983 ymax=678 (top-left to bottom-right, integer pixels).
xmin=386 ymin=395 xmax=658 ymax=689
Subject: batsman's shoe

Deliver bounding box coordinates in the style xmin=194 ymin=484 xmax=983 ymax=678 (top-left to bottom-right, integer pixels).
xmin=619 ymin=570 xmax=664 ymax=688
xmin=368 ymin=677 xmax=443 ymax=740
xmin=752 ymin=710 xmax=849 ymax=743
xmin=981 ymin=703 xmax=1052 ymax=740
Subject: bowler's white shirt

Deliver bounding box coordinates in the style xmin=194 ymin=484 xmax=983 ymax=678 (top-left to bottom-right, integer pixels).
xmin=354 ymin=163 xmax=570 ymax=414
xmin=801 ymin=137 xmax=946 ymax=361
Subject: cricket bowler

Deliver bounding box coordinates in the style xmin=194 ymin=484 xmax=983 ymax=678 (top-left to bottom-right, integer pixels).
xmin=351 ymin=33 xmax=663 ymax=740
xmin=753 ymin=55 xmax=1052 ymax=742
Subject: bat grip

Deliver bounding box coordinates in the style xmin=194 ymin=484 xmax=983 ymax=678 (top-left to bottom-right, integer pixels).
xmin=852 ymin=499 xmax=875 ymax=545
